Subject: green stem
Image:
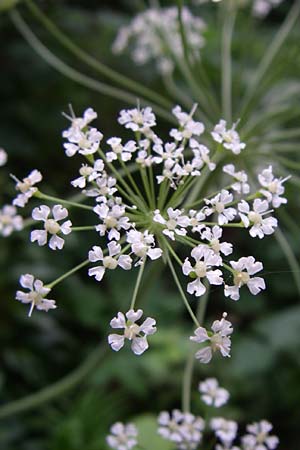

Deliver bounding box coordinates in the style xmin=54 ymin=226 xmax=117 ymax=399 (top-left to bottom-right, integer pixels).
xmin=221 ymin=1 xmax=236 ymax=122
xmin=10 ymin=10 xmax=174 ymax=124
xmin=25 ymin=0 xmax=172 ymax=111
xmin=130 ymin=260 xmax=146 ymax=310
xmin=275 ymin=227 xmax=300 ymax=298
xmin=0 ymin=345 xmax=107 ymax=419
xmin=166 ymin=250 xmax=200 ymax=328
xmin=47 ymin=259 xmax=90 ymax=289
xmin=182 ymin=285 xmax=210 ymax=413
xmin=72 ymin=226 xmax=96 ymax=231
xmin=34 ymin=191 xmax=93 ymax=210
xmin=240 ymin=0 xmax=300 ymax=119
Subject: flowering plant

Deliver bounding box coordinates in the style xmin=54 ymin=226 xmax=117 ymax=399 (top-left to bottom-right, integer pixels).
xmin=1 ymin=0 xmax=300 ymax=448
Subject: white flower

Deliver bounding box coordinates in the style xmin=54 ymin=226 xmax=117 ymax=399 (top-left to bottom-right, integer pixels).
xmin=106 ymin=422 xmax=138 ymax=450
xmin=182 ymin=245 xmax=223 ymax=297
xmin=126 ymin=229 xmax=163 ymax=264
xmin=188 ymin=209 xmax=206 ymax=234
xmin=31 ymin=204 xmax=72 ymax=250
xmin=15 ymin=274 xmax=56 ymax=317
xmin=223 ymin=164 xmax=250 ymax=194
xmin=118 ymin=106 xmax=156 ymax=133
xmin=253 ymin=0 xmax=282 ymax=18
xmin=112 ymin=7 xmax=206 ymax=74
xmin=190 ymin=312 xmax=233 ymax=363
xmin=238 ymin=199 xmax=277 ymax=239
xmin=0 ymin=148 xmax=8 ymax=166
xmin=12 ymin=169 xmax=42 ymax=208
xmin=94 ymin=203 xmax=132 ymax=241
xmin=190 ymin=139 xmax=216 ymax=171
xmin=88 ymin=241 xmax=132 ymax=282
xmin=158 ymin=409 xmax=205 ymax=450
xmin=0 ymin=205 xmax=23 ymax=237
xmin=62 ymin=107 xmax=97 ymax=136
xmin=199 ymin=378 xmax=230 ymax=407
xmin=211 ymin=120 xmax=246 ymax=155
xmin=224 ymin=256 xmax=265 ymax=301
xmin=210 ymin=418 xmax=238 ymax=447
xmin=106 ymin=138 xmax=137 ymax=162
xmin=84 ymin=172 xmax=117 ymax=202
xmin=200 ymin=225 xmax=233 ymax=256
xmin=153 ymin=142 xmax=183 ymax=166
xmin=63 ymin=127 xmax=103 ymax=157
xmin=170 ymin=105 xmax=205 ymax=141
xmin=258 ymin=165 xmax=289 ymax=208
xmin=204 ymin=190 xmax=236 ymax=225
xmin=241 ymin=420 xmax=279 ymax=450
xmin=153 ymin=207 xmax=190 ymax=240
xmin=71 ymin=159 xmax=104 ymax=189
xmin=108 ymin=309 xmax=156 ymax=355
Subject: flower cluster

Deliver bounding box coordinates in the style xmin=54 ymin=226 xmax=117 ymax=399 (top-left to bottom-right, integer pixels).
xmin=106 ymin=378 xmax=279 ymax=450
xmin=112 ymin=6 xmax=206 ymax=74
xmin=0 ymin=105 xmax=287 ymax=368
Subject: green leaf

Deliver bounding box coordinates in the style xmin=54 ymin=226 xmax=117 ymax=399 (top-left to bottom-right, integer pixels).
xmin=133 ymin=415 xmax=174 ymax=450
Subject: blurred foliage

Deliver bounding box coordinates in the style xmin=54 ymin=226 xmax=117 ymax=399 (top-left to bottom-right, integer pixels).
xmin=0 ymin=1 xmax=300 ymax=450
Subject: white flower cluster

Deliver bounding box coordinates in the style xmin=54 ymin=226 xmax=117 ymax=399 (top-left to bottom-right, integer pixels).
xmin=107 ymin=379 xmax=279 ymax=450
xmin=0 ymin=148 xmax=7 ymax=166
xmin=112 ymin=7 xmax=206 ymax=74
xmin=4 ymin=105 xmax=287 ymax=365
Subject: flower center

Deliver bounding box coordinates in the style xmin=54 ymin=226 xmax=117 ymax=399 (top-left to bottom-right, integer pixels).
xmin=248 ymin=211 xmax=262 ymax=224
xmin=104 ymin=216 xmax=118 ymax=229
xmin=194 ymin=261 xmax=207 ymax=278
xmin=17 ymin=180 xmax=31 ymax=193
xmin=210 ymin=238 xmax=220 ymax=253
xmin=215 ymin=202 xmax=225 ymax=213
xmin=1 ymin=214 xmax=12 ymax=225
xmin=256 ymin=432 xmax=267 ymax=443
xmin=103 ymin=256 xmax=118 ymax=270
xmin=166 ymin=218 xmax=177 ymax=230
xmin=210 ymin=333 xmax=223 ymax=352
xmin=79 ymin=165 xmax=94 ymax=177
xmin=234 ymin=271 xmax=250 ymax=286
xmin=124 ymin=322 xmax=140 ymax=340
xmin=268 ymin=181 xmax=278 ymax=193
xmin=45 ymin=219 xmax=60 ymax=234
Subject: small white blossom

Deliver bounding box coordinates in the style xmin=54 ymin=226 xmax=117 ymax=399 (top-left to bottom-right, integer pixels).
xmin=106 ymin=138 xmax=137 ymax=162
xmin=190 ymin=139 xmax=216 ymax=171
xmin=71 ymin=159 xmax=104 ymax=189
xmin=190 ymin=312 xmax=233 ymax=363
xmin=182 ymin=245 xmax=223 ymax=297
xmin=126 ymin=229 xmax=163 ymax=264
xmin=199 ymin=378 xmax=230 ymax=407
xmin=84 ymin=172 xmax=117 ymax=202
xmin=12 ymin=170 xmax=42 ymax=208
xmin=15 ymin=274 xmax=56 ymax=317
xmin=200 ymin=225 xmax=233 ymax=256
xmin=204 ymin=190 xmax=236 ymax=225
xmin=241 ymin=420 xmax=279 ymax=450
xmin=224 ymin=257 xmax=265 ymax=301
xmin=223 ymin=164 xmax=250 ymax=194
xmin=0 ymin=205 xmax=23 ymax=237
xmin=188 ymin=209 xmax=206 ymax=234
xmin=63 ymin=127 xmax=103 ymax=157
xmin=153 ymin=207 xmax=190 ymax=240
xmin=238 ymin=199 xmax=277 ymax=239
xmin=31 ymin=204 xmax=72 ymax=250
xmin=211 ymin=120 xmax=246 ymax=155
xmin=88 ymin=241 xmax=132 ymax=282
xmin=258 ymin=165 xmax=289 ymax=208
xmin=94 ymin=203 xmax=132 ymax=241
xmin=106 ymin=422 xmax=138 ymax=450
xmin=0 ymin=148 xmax=8 ymax=166
xmin=170 ymin=105 xmax=205 ymax=141
xmin=108 ymin=309 xmax=156 ymax=355
xmin=118 ymin=106 xmax=156 ymax=133
xmin=62 ymin=107 xmax=97 ymax=136
xmin=158 ymin=409 xmax=205 ymax=450
xmin=211 ymin=418 xmax=238 ymax=447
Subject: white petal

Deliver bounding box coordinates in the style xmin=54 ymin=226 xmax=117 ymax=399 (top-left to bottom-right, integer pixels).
xmin=131 ymin=336 xmax=149 ymax=355
xmin=32 ymin=205 xmax=50 ymax=221
xmin=108 ymin=334 xmax=125 ymax=351
xmin=49 ymin=235 xmax=64 ymax=250
xmin=52 ymin=204 xmax=68 ymax=221
xmin=88 ymin=266 xmax=105 ymax=282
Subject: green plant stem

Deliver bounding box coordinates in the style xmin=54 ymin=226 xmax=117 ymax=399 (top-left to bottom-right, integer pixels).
xmin=275 ymin=227 xmax=300 ymax=298
xmin=25 ymin=0 xmax=172 ymax=111
xmin=47 ymin=259 xmax=90 ymax=289
xmin=130 ymin=260 xmax=146 ymax=309
xmin=72 ymin=226 xmax=96 ymax=231
xmin=166 ymin=250 xmax=200 ymax=328
xmin=221 ymin=1 xmax=236 ymax=122
xmin=34 ymin=190 xmax=93 ymax=210
xmin=182 ymin=285 xmax=210 ymax=413
xmin=10 ymin=10 xmax=174 ymax=124
xmin=0 ymin=345 xmax=107 ymax=419
xmin=240 ymin=0 xmax=300 ymax=119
